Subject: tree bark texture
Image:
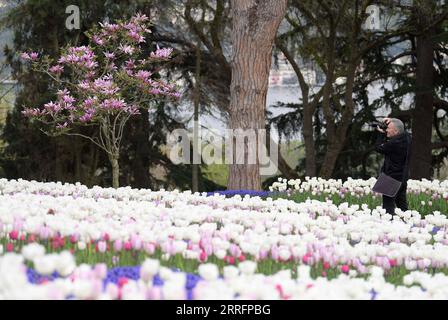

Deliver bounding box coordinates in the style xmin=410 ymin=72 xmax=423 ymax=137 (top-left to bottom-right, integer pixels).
xmin=410 ymin=27 xmax=434 ymax=179
xmin=228 ymin=0 xmax=287 ymax=190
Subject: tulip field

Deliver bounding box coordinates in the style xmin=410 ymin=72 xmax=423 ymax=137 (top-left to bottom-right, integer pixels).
xmin=1 ymin=177 xmax=448 ymax=299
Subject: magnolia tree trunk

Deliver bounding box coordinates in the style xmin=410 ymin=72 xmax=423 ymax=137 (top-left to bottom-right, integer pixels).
xmin=109 ymin=155 xmax=120 ymax=188
xmin=227 ymin=0 xmax=287 ymax=191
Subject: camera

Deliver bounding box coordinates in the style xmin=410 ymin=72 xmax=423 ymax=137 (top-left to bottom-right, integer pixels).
xmin=369 ymin=120 xmax=389 ymax=131
xmin=377 ymin=120 xmax=388 ymax=131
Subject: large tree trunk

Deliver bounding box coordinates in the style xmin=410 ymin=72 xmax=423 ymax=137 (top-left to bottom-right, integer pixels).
xmin=319 ymin=17 xmax=359 ymax=179
xmin=410 ymin=27 xmax=434 ymax=179
xmin=320 ymin=140 xmax=346 ymax=178
xmin=318 ymin=75 xmax=336 ymax=178
xmin=320 ymin=63 xmax=357 ymax=178
xmin=227 ymin=0 xmax=287 ymax=191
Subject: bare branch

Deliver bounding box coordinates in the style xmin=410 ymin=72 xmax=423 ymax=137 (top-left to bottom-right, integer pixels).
xmin=62 ymin=132 xmax=111 ymax=155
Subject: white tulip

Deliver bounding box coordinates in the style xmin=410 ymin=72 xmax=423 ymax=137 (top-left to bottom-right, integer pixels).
xmin=140 ymin=259 xmax=160 ymax=282
xmin=238 ymin=261 xmax=257 ymax=275
xmin=34 ymin=255 xmax=56 ymax=275
xmin=198 ymin=263 xmax=219 ymax=281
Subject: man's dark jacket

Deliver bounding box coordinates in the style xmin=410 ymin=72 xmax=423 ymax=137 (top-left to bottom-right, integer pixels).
xmin=375 ymin=132 xmax=412 ymax=182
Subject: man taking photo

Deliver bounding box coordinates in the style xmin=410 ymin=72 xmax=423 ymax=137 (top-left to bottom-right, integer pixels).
xmin=375 ymin=117 xmax=412 ymax=215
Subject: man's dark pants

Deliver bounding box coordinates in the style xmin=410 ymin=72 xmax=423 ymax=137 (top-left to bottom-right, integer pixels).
xmin=382 ymin=182 xmax=408 ymax=215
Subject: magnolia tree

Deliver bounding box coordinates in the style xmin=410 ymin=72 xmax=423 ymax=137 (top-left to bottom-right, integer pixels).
xmin=21 ymin=14 xmax=180 ymax=188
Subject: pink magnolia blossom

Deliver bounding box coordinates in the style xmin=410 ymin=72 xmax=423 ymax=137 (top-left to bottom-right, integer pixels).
xmin=22 ymin=108 xmax=42 ymax=117
xmin=92 ymin=35 xmax=105 ymax=46
xmin=82 ymin=98 xmax=97 ymax=108
xmin=49 ymin=65 xmax=64 ymax=74
xmin=104 ymin=52 xmax=115 ymax=59
xmin=99 ymin=22 xmax=121 ymax=33
xmin=150 ymin=45 xmax=173 ymax=59
xmin=128 ymin=30 xmax=145 ymax=43
xmin=20 ymin=52 xmax=31 ymax=60
xmin=21 ymin=52 xmax=39 ymax=61
xmin=119 ymin=44 xmax=135 ymax=55
xmin=135 ymin=70 xmax=152 ymax=81
xmin=100 ymin=98 xmax=127 ymax=111
xmin=22 ymin=14 xmax=179 ymax=181
xmin=79 ymin=111 xmax=92 ymax=122
xmin=43 ymin=101 xmax=62 ymax=114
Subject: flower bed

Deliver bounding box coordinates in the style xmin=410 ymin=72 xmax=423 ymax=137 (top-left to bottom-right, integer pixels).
xmin=270 ymin=177 xmax=448 ymax=216
xmin=0 ymin=178 xmax=448 ymax=299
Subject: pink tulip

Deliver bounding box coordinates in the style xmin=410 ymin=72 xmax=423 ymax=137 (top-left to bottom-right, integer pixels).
xmin=98 ymin=241 xmax=107 ymax=253
xmin=382 ymin=259 xmax=391 ymax=270
xmin=341 ymin=265 xmax=350 ymax=273
xmin=39 ymin=226 xmax=50 ymax=239
xmin=70 ymin=234 xmax=78 ymax=244
xmin=124 ymin=241 xmax=132 ymax=251
xmin=229 ymin=244 xmax=241 ymax=257
xmin=375 ymin=256 xmax=382 ymax=266
xmin=389 ymin=259 xmax=397 ymax=267
xmin=28 ymin=234 xmax=36 ymax=243
xmin=358 ymin=265 xmax=368 ymax=274
xmin=259 ymin=249 xmax=269 ymax=260
xmin=225 ymin=256 xmax=235 ymax=264
xmin=131 ymin=236 xmax=142 ymax=251
xmin=199 ymin=250 xmax=207 ymax=262
xmin=52 ymin=239 xmax=60 ymax=250
xmin=144 ymin=242 xmax=156 ymax=255
xmin=203 ymin=244 xmax=213 ymax=256
xmin=6 ymin=243 xmax=14 ymax=252
xmin=9 ymin=230 xmax=19 ymax=241
xmin=113 ymin=239 xmax=123 ymax=251
xmin=302 ymin=253 xmax=312 ymax=265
